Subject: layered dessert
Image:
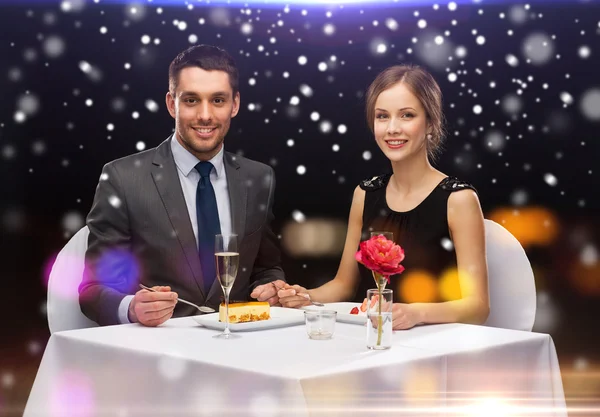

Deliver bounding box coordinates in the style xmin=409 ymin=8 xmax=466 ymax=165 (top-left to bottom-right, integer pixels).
xmin=219 ymin=301 xmax=270 ymax=323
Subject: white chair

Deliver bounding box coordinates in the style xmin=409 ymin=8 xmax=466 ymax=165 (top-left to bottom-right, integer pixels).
xmin=483 ymin=219 xmax=536 ymax=331
xmin=47 ymin=226 xmax=98 ymax=333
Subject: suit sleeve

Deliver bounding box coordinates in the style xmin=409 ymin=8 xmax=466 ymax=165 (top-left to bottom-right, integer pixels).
xmin=79 ymin=163 xmax=137 ymax=326
xmin=248 ymin=166 xmax=286 ymax=291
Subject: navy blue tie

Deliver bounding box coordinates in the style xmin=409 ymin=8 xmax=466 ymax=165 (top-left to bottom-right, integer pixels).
xmin=195 ymin=161 xmax=221 ymax=294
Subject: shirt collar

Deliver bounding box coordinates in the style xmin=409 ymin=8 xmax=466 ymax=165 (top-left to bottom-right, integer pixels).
xmin=171 ymin=135 xmax=225 ymax=178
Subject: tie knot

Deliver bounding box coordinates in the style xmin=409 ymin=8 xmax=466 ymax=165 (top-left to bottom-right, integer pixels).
xmin=195 ymin=161 xmax=214 ymax=178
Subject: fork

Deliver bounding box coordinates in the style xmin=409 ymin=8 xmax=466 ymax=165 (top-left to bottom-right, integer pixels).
xmin=139 ymin=284 xmax=215 ymax=314
xmin=273 ymin=283 xmax=325 ymax=307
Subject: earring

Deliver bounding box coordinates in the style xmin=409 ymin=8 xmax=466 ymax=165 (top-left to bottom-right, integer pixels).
xmin=426 ymin=134 xmax=433 ymax=141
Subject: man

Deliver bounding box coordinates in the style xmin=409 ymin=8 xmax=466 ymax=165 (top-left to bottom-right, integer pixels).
xmin=79 ymin=45 xmax=285 ymax=326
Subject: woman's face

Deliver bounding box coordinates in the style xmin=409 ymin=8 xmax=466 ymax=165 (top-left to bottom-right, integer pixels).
xmin=373 ymin=82 xmax=430 ymax=163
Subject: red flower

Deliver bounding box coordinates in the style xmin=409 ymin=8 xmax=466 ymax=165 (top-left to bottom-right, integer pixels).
xmin=355 ymin=234 xmax=405 ymax=279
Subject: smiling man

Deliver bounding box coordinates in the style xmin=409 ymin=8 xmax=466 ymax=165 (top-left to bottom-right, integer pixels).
xmin=79 ymin=45 xmax=286 ymax=327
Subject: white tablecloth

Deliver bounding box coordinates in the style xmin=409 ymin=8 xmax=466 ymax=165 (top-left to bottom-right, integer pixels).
xmin=25 ymin=317 xmax=566 ymax=416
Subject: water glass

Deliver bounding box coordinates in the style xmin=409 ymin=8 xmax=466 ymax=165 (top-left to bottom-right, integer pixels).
xmin=304 ymin=310 xmax=337 ymax=340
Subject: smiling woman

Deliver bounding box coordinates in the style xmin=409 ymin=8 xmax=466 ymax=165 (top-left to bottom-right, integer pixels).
xmin=279 ymin=64 xmax=490 ymax=331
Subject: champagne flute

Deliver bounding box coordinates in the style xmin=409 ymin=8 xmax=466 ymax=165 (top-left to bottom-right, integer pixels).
xmin=214 ymin=234 xmax=240 ymax=339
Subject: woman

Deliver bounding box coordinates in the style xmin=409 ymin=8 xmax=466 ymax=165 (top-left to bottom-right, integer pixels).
xmin=279 ymin=65 xmax=490 ymax=330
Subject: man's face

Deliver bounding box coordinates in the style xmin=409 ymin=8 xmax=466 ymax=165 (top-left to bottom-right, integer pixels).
xmin=166 ymin=67 xmax=240 ymax=160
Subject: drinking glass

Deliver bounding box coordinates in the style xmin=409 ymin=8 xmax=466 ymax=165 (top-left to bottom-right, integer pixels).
xmin=214 ymin=234 xmax=240 ymax=339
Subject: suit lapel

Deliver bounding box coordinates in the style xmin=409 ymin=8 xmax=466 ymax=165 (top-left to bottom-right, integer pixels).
xmin=151 ymin=137 xmax=206 ymax=299
xmin=206 ymin=151 xmax=247 ymax=303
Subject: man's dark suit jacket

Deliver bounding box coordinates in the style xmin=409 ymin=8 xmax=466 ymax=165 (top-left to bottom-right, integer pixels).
xmin=79 ymin=137 xmax=285 ymax=325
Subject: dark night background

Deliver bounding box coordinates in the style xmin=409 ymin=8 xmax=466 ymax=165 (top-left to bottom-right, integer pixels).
xmin=1 ymin=0 xmax=599 ymax=414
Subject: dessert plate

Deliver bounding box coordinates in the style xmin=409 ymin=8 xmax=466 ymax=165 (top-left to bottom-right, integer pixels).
xmin=193 ymin=307 xmax=305 ymax=332
xmin=303 ymin=302 xmax=366 ymax=325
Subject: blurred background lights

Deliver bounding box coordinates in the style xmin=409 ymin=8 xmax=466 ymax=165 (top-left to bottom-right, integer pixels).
xmin=521 ymin=32 xmax=554 ymax=65
xmin=61 ymin=211 xmax=84 ymax=234
xmin=42 ymin=35 xmax=66 ymax=58
xmin=299 ymin=84 xmax=313 ymax=97
xmin=580 ymin=88 xmax=600 ymax=121
xmin=282 ymin=218 xmax=346 ymax=257
xmin=291 ymin=210 xmax=306 ymax=223
xmin=502 ymin=94 xmax=523 ymax=115
xmin=544 ymin=173 xmax=558 ymax=187
xmin=438 ymin=267 xmax=462 ymax=301
xmin=508 ymin=4 xmax=528 ymax=25
xmin=125 ymin=2 xmax=147 ymax=21
xmin=50 ymin=371 xmax=94 ymax=417
xmin=578 ymin=45 xmax=591 ymax=59
xmin=488 ymin=207 xmax=559 ymax=248
xmin=398 ymin=270 xmax=438 ymax=303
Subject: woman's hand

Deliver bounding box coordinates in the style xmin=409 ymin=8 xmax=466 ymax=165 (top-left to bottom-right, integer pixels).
xmin=278 ymin=284 xmax=312 ymax=308
xmin=391 ymin=303 xmax=421 ymax=330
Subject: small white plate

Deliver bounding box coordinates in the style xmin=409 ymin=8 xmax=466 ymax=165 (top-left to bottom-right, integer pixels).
xmin=193 ymin=307 xmax=305 ymax=332
xmin=303 ymin=302 xmax=366 ymax=325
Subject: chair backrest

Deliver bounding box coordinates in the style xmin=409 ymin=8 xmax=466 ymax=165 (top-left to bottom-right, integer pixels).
xmin=47 ymin=226 xmax=98 ymax=333
xmin=483 ymin=219 xmax=536 ymax=331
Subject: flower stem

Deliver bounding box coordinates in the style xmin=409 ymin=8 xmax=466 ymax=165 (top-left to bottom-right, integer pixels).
xmin=372 ymin=272 xmax=387 ymax=346
xmin=376 ymin=284 xmax=383 ymax=346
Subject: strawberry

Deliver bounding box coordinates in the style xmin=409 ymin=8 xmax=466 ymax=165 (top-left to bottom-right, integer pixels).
xmin=350 ymin=307 xmax=359 ymax=315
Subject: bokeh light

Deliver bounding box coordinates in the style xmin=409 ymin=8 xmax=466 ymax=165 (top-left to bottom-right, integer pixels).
xmin=487 ymin=207 xmax=560 ymax=248
xmin=398 ymin=269 xmax=438 ymax=303
xmin=282 ymin=218 xmax=346 ymax=257
xmin=50 ymin=370 xmax=94 ymax=417
xmin=438 ymin=267 xmax=462 ymax=301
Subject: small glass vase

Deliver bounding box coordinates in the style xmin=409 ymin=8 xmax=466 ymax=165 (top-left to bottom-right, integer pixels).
xmin=366 ymin=288 xmax=393 ymax=350
xmin=367 ymin=231 xmax=394 ymax=349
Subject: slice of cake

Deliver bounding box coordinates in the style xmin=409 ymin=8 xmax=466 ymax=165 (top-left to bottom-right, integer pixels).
xmin=219 ymin=301 xmax=270 ymax=323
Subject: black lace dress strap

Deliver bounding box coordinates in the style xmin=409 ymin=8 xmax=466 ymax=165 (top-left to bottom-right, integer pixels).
xmin=359 ymin=173 xmax=391 ymax=191
xmin=438 ymin=176 xmax=477 ymax=193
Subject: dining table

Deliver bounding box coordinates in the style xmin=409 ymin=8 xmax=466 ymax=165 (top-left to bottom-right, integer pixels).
xmin=24 ymin=307 xmax=567 ymax=416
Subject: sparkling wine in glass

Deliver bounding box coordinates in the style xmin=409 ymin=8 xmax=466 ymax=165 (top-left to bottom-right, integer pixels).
xmin=214 ymin=234 xmax=240 ymax=339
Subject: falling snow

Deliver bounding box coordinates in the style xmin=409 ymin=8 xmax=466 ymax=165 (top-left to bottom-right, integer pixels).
xmin=1 ymin=3 xmax=599 ymax=374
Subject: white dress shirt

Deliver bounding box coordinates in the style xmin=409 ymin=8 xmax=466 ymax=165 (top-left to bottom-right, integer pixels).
xmin=118 ymin=137 xmax=233 ymax=323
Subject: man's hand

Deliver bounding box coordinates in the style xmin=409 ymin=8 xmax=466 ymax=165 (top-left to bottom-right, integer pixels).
xmin=128 ymin=286 xmax=178 ymax=327
xmin=250 ymin=280 xmax=287 ymax=306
